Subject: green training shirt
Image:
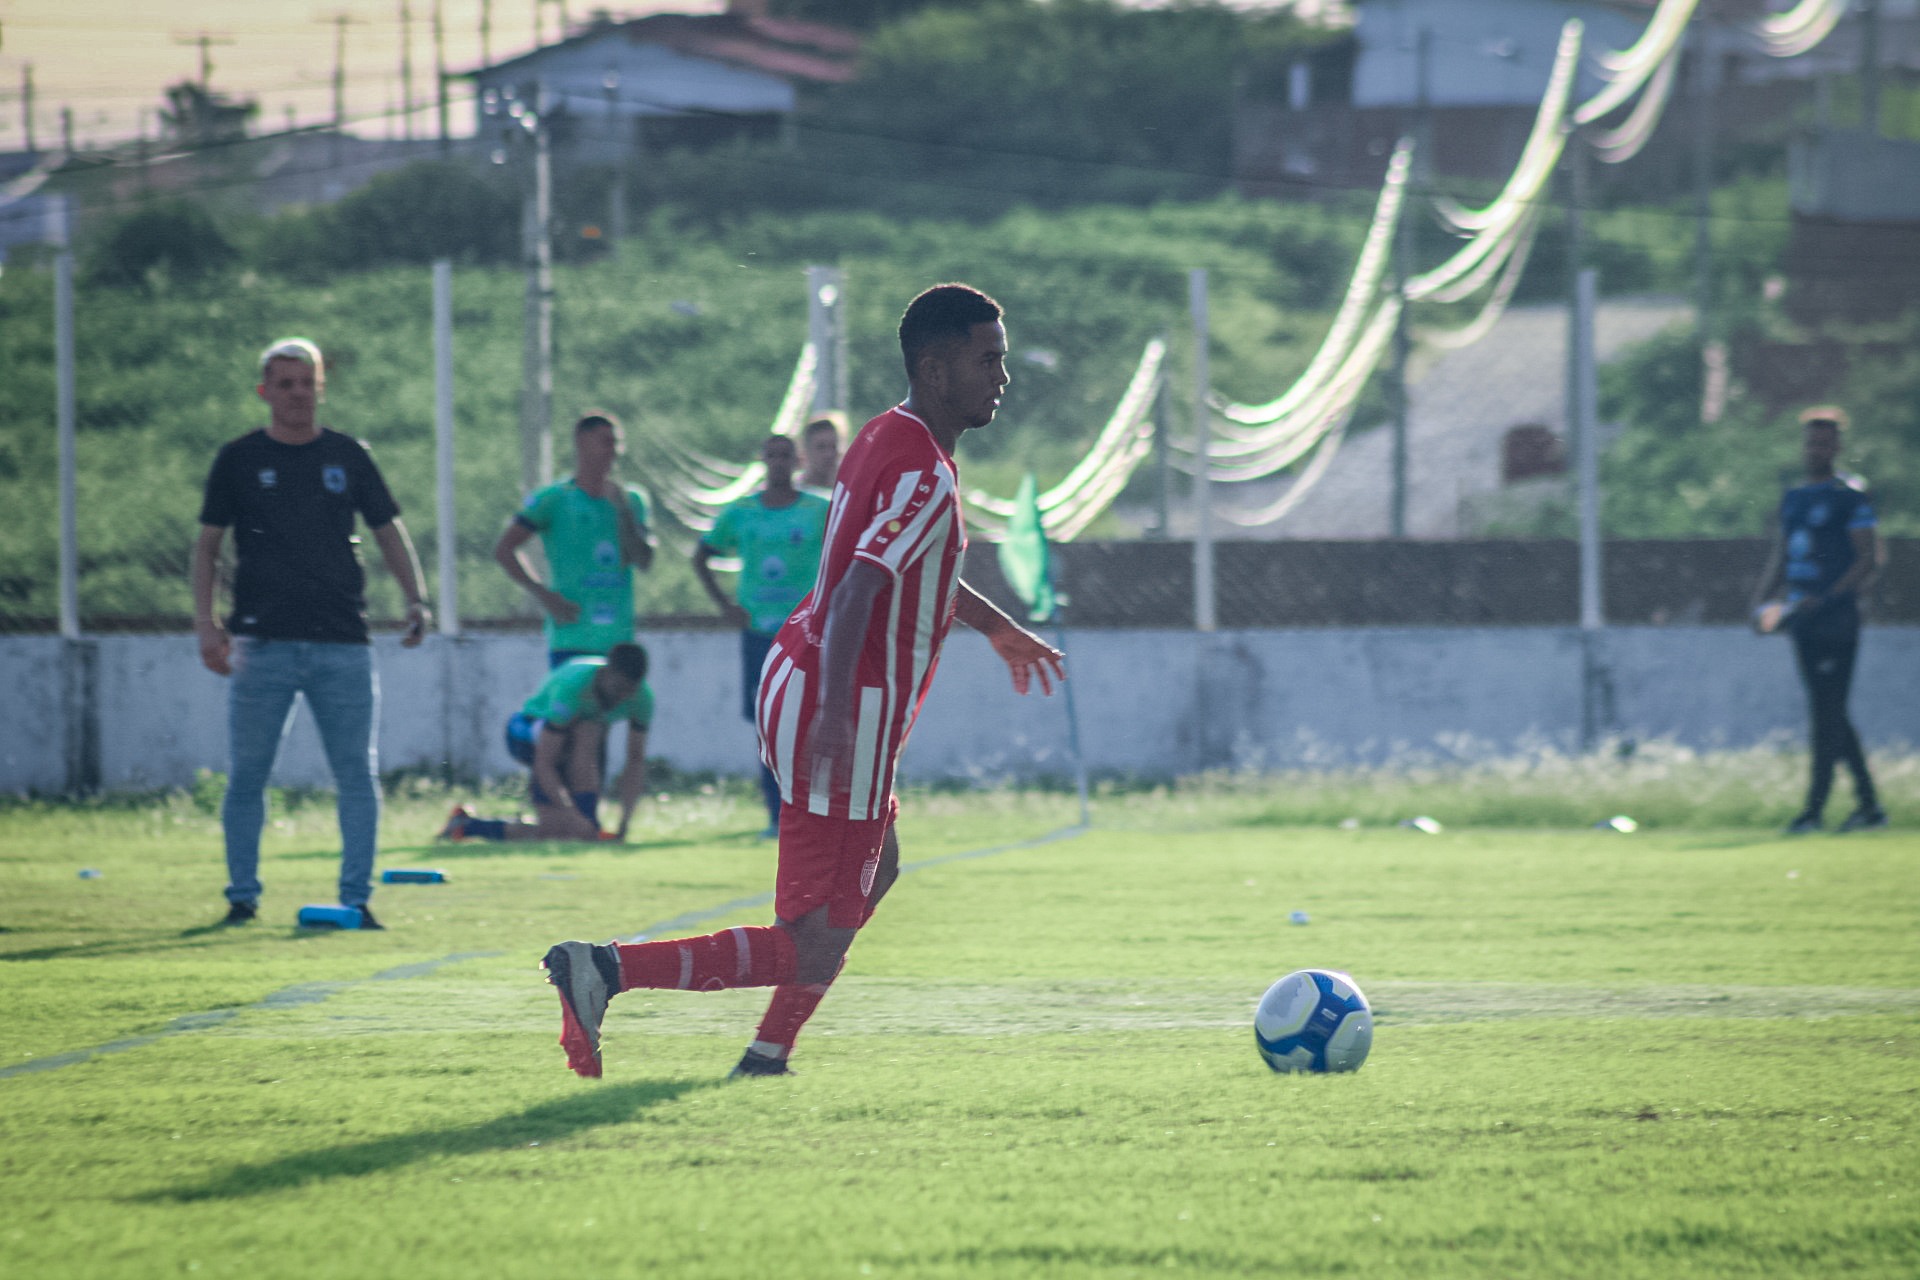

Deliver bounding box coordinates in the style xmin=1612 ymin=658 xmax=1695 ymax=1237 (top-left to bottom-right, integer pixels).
xmin=520 ymin=657 xmax=654 ymax=729
xmin=701 ymin=490 xmax=831 ymax=635
xmin=515 ymin=479 xmax=652 ymax=653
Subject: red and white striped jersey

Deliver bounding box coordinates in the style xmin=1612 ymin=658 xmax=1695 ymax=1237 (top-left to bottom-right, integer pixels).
xmin=755 ymin=406 xmax=967 ymax=820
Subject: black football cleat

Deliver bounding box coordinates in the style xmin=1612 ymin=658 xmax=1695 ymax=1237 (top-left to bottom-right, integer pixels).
xmin=728 ymin=1048 xmax=794 ymax=1079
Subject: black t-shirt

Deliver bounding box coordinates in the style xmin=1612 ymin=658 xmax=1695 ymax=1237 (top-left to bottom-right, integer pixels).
xmin=198 ymin=428 xmax=402 ymax=643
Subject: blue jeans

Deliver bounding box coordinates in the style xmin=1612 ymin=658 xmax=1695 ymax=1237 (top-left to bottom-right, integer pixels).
xmin=222 ymin=638 xmax=380 ymax=908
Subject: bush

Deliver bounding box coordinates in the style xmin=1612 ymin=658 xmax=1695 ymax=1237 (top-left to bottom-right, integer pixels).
xmin=258 ymin=162 xmax=520 ymax=279
xmin=87 ymin=201 xmax=238 ymax=289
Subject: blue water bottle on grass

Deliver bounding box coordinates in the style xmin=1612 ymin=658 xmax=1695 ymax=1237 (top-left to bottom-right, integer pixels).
xmin=297 ymin=904 xmax=366 ymax=929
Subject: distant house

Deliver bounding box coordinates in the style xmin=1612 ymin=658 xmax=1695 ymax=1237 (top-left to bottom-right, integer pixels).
xmin=1238 ymin=0 xmax=1920 ymax=194
xmin=462 ymin=2 xmax=861 ymax=165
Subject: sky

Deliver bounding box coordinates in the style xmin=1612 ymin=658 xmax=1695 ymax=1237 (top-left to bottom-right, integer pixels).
xmin=0 ymin=0 xmax=723 ymax=150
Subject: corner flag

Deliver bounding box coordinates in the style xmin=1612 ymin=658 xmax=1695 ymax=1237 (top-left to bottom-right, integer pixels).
xmin=996 ymin=472 xmax=1056 ymax=624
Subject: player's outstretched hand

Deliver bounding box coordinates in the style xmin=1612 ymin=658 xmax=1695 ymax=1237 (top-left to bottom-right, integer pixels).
xmin=196 ymin=620 xmax=232 ymax=676
xmin=990 ymin=627 xmax=1065 ymax=696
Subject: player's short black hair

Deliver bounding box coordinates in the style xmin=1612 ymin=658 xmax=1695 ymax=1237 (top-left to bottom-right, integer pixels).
xmin=575 ymin=412 xmax=621 ymax=435
xmin=606 ymin=642 xmax=648 ymax=683
xmin=898 ymin=284 xmax=1003 ymax=380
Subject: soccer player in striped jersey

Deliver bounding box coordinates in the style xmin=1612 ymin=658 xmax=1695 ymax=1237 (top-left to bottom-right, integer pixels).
xmin=541 ymin=284 xmax=1065 ymax=1079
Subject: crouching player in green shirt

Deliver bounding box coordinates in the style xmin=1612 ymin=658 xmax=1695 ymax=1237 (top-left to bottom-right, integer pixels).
xmin=442 ymin=644 xmax=653 ymax=843
xmin=694 ymin=435 xmax=830 ymax=837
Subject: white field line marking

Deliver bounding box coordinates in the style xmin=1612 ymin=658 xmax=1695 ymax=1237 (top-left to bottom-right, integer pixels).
xmin=0 ymin=951 xmax=499 ymax=1080
xmin=2 ymin=824 xmax=1092 ymax=1078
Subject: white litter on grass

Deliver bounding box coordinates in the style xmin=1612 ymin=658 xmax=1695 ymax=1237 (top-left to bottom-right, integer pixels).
xmin=1400 ymin=816 xmax=1443 ymax=834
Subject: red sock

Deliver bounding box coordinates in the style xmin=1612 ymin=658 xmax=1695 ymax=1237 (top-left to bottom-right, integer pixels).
xmin=747 ymin=956 xmax=846 ymax=1060
xmin=614 ymin=926 xmax=796 ymax=992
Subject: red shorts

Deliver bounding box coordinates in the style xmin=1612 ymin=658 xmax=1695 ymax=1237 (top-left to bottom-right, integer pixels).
xmin=774 ymin=796 xmax=898 ymax=929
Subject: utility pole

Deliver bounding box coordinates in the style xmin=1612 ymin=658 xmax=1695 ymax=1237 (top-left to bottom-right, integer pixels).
xmin=325 ymin=13 xmax=353 ymax=168
xmin=21 ymin=62 xmax=35 ymax=154
xmin=172 ymin=32 xmax=233 ymax=91
xmin=60 ymin=105 xmax=72 ymax=157
xmin=480 ymin=0 xmax=493 ymax=67
xmin=520 ymin=83 xmax=555 ymax=492
xmin=1190 ymin=268 xmax=1215 ymax=633
xmin=399 ymin=0 xmax=415 ymax=142
xmin=1389 ymin=26 xmax=1430 ymax=540
xmin=1691 ymin=21 xmax=1715 ymax=345
xmin=604 ymin=69 xmax=626 ymax=241
xmin=434 ymin=0 xmax=451 ymax=153
xmin=1860 ymin=0 xmax=1882 ymax=136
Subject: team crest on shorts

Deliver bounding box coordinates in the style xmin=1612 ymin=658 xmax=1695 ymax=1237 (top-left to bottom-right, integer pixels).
xmin=322 ymin=465 xmax=348 ymax=494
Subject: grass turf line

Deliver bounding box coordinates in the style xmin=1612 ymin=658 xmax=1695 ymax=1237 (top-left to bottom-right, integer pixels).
xmin=0 ymin=787 xmax=1916 ymax=1277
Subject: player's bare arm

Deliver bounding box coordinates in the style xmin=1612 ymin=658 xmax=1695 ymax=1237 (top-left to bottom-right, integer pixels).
xmin=493 ymin=521 xmax=582 ymax=624
xmin=802 ymin=559 xmax=892 ymax=788
xmin=955 ymin=581 xmax=1065 ymax=696
xmin=692 ymin=543 xmax=752 ymax=628
xmin=1832 ymin=524 xmax=1883 ymax=600
xmin=609 ymin=484 xmax=655 ymax=572
xmin=370 ymin=519 xmax=431 ymax=647
xmin=190 ymin=524 xmax=232 ymax=676
xmin=533 ymin=726 xmax=601 ymax=840
xmin=613 ymin=725 xmax=648 ymax=841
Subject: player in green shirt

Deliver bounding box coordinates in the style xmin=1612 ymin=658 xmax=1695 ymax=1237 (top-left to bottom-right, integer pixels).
xmin=441 ymin=645 xmax=654 ymax=843
xmin=494 ymin=413 xmax=655 ymax=665
xmin=694 ymin=435 xmax=830 ymax=836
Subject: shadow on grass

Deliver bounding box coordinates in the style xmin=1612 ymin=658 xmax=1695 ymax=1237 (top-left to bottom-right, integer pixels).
xmin=0 ymin=929 xmax=241 ymax=964
xmin=276 ymin=834 xmax=736 ymax=863
xmin=138 ymin=1078 xmax=718 ymax=1202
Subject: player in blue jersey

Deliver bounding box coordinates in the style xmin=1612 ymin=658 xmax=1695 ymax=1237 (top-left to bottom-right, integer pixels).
xmin=693 ymin=435 xmax=830 ymax=836
xmin=1749 ymin=407 xmax=1887 ymax=834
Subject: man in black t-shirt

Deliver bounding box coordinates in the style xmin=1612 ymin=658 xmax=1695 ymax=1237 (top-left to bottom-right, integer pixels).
xmin=191 ymin=338 xmax=431 ymax=928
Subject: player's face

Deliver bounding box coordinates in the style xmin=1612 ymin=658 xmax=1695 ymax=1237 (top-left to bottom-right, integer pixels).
xmin=595 ymin=668 xmax=639 ymax=708
xmin=256 ymin=357 xmax=320 ymax=428
xmin=802 ymin=428 xmax=839 ymax=483
xmin=930 ymin=320 xmax=1010 ymax=432
xmin=576 ymin=424 xmax=622 ymax=474
xmin=762 ymin=437 xmax=797 ymax=487
xmin=1802 ymin=423 xmax=1840 ymax=476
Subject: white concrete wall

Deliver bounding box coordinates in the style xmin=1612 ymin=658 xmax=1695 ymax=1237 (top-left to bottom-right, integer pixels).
xmin=4 ymin=626 xmax=1916 ymax=794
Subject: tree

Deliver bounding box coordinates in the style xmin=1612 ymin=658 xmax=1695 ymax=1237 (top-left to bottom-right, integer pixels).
xmin=87 ymin=200 xmax=237 ymax=289
xmin=158 ymin=81 xmax=258 ymax=149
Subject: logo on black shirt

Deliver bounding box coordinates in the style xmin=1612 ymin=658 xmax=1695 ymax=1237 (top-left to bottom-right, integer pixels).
xmin=259 ymin=469 xmax=277 ymax=489
xmin=323 ymin=465 xmax=347 ymax=495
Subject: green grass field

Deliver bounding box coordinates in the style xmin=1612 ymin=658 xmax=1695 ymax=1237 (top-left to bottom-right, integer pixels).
xmin=2 ymin=780 xmax=1916 ymax=1278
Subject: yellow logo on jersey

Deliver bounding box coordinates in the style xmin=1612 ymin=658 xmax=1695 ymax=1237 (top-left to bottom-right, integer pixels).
xmin=887 ymin=520 xmax=902 ymax=533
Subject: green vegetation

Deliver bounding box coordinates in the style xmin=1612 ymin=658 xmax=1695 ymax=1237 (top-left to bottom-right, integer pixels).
xmin=2 ymin=780 xmax=1916 ymax=1277
xmin=0 ymin=197 xmax=1369 ymax=626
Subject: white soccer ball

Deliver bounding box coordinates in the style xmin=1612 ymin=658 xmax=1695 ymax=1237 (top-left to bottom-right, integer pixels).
xmin=1254 ymin=968 xmax=1374 ymax=1074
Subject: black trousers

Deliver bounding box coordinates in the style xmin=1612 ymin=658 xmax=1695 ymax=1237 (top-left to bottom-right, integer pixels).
xmin=1789 ymin=602 xmax=1878 ymax=815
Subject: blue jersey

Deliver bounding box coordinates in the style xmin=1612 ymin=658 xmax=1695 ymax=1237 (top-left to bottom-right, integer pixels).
xmin=1780 ymin=477 xmax=1875 ymax=601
